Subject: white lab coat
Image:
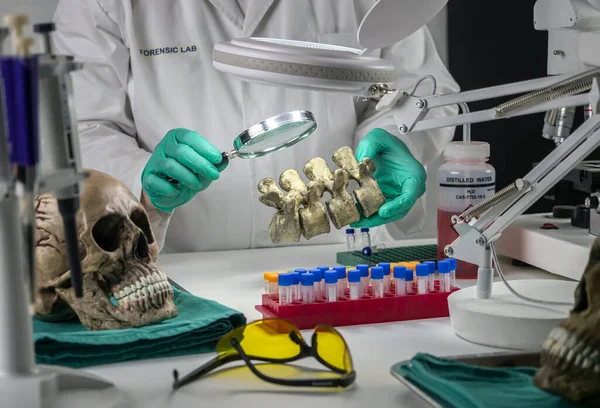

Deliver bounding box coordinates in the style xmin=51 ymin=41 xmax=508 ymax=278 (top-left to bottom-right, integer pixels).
xmin=52 ymin=0 xmax=459 ymax=253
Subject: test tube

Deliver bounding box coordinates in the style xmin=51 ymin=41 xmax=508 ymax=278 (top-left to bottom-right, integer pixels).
xmin=324 ymin=271 xmax=338 ymax=302
xmin=447 ymin=258 xmax=457 ymax=288
xmin=346 ymin=228 xmax=356 ymax=250
xmin=405 ymin=268 xmax=414 ymax=295
xmin=360 ymin=227 xmax=371 ymax=248
xmin=370 ymin=266 xmax=384 ymax=298
xmin=356 ymin=264 xmax=369 ymax=297
xmin=422 ymin=261 xmax=436 ymax=292
xmin=415 ymin=264 xmax=428 ymax=295
xmin=379 ymin=262 xmax=391 ymax=295
xmin=301 ymin=273 xmax=315 ymax=303
xmin=264 ymin=272 xmax=277 ymax=295
xmin=438 ymin=260 xmax=451 ymax=292
xmin=334 ymin=266 xmax=347 ymax=297
xmin=394 ymin=266 xmax=406 ymax=296
xmin=309 ymin=269 xmax=322 ymax=300
xmin=289 ymin=272 xmax=300 ymax=302
xmin=278 ymin=274 xmax=292 ymax=305
xmin=347 ymin=269 xmax=361 ymax=300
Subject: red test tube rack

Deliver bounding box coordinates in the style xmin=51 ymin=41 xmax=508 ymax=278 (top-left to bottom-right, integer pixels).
xmin=255 ymin=277 xmax=459 ymax=330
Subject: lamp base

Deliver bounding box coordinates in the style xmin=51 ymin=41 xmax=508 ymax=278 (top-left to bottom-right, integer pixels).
xmin=0 ymin=365 xmax=121 ymax=408
xmin=448 ymin=279 xmax=577 ymax=350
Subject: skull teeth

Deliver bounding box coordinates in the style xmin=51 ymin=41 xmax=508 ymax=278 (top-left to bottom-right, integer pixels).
xmin=112 ymin=271 xmax=170 ymax=301
xmin=543 ymin=327 xmax=600 ymax=373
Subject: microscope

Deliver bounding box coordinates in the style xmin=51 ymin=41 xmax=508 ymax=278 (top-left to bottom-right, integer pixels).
xmin=0 ymin=14 xmax=119 ymax=408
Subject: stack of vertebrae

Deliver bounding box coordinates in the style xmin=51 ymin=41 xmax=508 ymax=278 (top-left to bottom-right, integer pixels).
xmin=257 ymin=146 xmax=385 ymax=244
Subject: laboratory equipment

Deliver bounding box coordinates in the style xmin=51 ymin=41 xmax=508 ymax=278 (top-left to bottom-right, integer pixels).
xmin=348 ymin=270 xmax=361 ymax=300
xmin=0 ymin=14 xmax=121 ymax=408
xmin=324 ymin=271 xmax=338 ymax=302
xmin=356 ymin=264 xmax=370 ymax=296
xmin=422 ymin=261 xmax=436 ymax=292
xmin=438 ymin=260 xmax=451 ymax=293
xmin=217 ymin=110 xmax=316 ymax=167
xmin=334 ymin=266 xmax=347 ymax=298
xmin=172 ymin=319 xmax=356 ymax=390
xmin=394 ymin=266 xmax=407 ymax=296
xmin=447 ymin=258 xmax=457 ymax=288
xmin=336 ymin=244 xmax=438 ymax=266
xmin=278 ymin=274 xmax=292 ymax=306
xmin=256 ymin=265 xmax=458 ymax=329
xmin=375 ymin=0 xmax=600 ymax=350
xmin=415 ymin=264 xmax=429 ymax=295
xmin=289 ymin=272 xmax=300 ymax=302
xmin=312 ymin=269 xmax=324 ymax=301
xmin=346 ymin=228 xmax=356 ymax=250
xmin=360 ymin=227 xmax=372 ymax=250
xmin=437 ymin=142 xmax=495 ymax=279
xmin=263 ymin=272 xmax=278 ymax=296
xmin=370 ymin=266 xmax=384 ymax=298
xmin=405 ymin=269 xmax=414 ymax=295
xmin=379 ymin=262 xmax=392 ymax=294
xmin=301 ymin=273 xmax=315 ymax=304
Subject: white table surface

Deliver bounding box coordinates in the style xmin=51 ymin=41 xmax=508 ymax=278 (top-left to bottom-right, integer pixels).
xmin=81 ymin=239 xmax=571 ymax=408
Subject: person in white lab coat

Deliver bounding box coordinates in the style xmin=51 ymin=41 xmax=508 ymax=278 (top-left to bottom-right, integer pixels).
xmin=52 ymin=0 xmax=459 ymax=253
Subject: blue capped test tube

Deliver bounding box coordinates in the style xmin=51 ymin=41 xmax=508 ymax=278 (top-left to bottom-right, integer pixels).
xmin=347 ymin=269 xmax=361 ymax=300
xmin=278 ymin=274 xmax=292 ymax=306
xmin=309 ymin=269 xmax=322 ymax=300
xmin=438 ymin=260 xmax=451 ymax=293
xmin=379 ymin=262 xmax=391 ymax=295
xmin=288 ymin=272 xmax=300 ymax=302
xmin=346 ymin=228 xmax=356 ymax=250
xmin=334 ymin=266 xmax=347 ymax=297
xmin=356 ymin=264 xmax=370 ymax=296
xmin=415 ymin=264 xmax=429 ymax=295
xmin=405 ymin=268 xmax=414 ymax=295
xmin=370 ymin=266 xmax=384 ymax=298
xmin=294 ymin=269 xmax=307 ymax=301
xmin=301 ymin=273 xmax=315 ymax=304
xmin=421 ymin=261 xmax=435 ymax=292
xmin=394 ymin=266 xmax=406 ymax=296
xmin=324 ymin=271 xmax=338 ymax=302
xmin=447 ymin=258 xmax=457 ymax=288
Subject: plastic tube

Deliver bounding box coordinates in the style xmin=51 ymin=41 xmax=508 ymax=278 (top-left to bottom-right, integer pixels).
xmin=447 ymin=258 xmax=457 ymax=288
xmin=324 ymin=271 xmax=338 ymax=302
xmin=416 ymin=264 xmax=429 ymax=295
xmin=346 ymin=228 xmax=356 ymax=250
xmin=278 ymin=274 xmax=292 ymax=305
xmin=309 ymin=269 xmax=322 ymax=300
xmin=405 ymin=268 xmax=414 ymax=295
xmin=301 ymin=273 xmax=315 ymax=304
xmin=289 ymin=272 xmax=300 ymax=302
xmin=438 ymin=260 xmax=451 ymax=293
xmin=334 ymin=266 xmax=347 ymax=298
xmin=360 ymin=228 xmax=371 ymax=248
xmin=379 ymin=262 xmax=391 ymax=295
xmin=394 ymin=266 xmax=406 ymax=296
xmin=347 ymin=269 xmax=361 ymax=300
xmin=370 ymin=266 xmax=384 ymax=298
xmin=356 ymin=264 xmax=369 ymax=297
xmin=422 ymin=261 xmax=436 ymax=292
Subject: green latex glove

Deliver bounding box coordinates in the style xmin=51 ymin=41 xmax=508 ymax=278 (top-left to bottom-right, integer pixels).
xmin=141 ymin=128 xmax=227 ymax=212
xmin=351 ymin=128 xmax=426 ymax=228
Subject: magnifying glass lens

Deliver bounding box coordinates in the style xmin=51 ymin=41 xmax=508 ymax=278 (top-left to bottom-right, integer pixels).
xmin=238 ymin=120 xmax=315 ymax=158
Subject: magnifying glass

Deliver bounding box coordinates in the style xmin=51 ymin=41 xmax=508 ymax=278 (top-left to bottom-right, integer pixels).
xmin=216 ymin=110 xmax=316 ymax=168
xmin=167 ymin=110 xmax=316 ymax=185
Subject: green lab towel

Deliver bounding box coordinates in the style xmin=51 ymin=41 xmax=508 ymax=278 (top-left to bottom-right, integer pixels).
xmin=32 ymin=287 xmax=246 ymax=368
xmin=393 ymin=353 xmax=584 ymax=408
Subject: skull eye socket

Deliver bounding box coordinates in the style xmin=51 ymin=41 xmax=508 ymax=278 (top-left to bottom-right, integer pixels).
xmin=92 ymin=213 xmax=124 ymax=252
xmin=130 ymin=209 xmax=155 ymax=245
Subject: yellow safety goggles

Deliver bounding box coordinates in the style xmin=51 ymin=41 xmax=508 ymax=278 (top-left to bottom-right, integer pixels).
xmin=172 ymin=318 xmax=355 ymax=389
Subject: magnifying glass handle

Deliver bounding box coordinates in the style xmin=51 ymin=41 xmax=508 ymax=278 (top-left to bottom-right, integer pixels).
xmin=216 ymin=152 xmax=229 ymax=171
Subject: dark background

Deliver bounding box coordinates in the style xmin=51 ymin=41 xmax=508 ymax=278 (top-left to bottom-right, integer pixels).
xmin=446 ymin=0 xmax=595 ymax=213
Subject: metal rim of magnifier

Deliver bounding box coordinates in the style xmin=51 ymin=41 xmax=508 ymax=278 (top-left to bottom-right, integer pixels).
xmin=232 ymin=110 xmax=316 ymax=158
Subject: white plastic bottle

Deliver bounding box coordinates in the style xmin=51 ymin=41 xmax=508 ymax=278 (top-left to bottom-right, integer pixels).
xmin=437 ymin=142 xmax=495 ymax=280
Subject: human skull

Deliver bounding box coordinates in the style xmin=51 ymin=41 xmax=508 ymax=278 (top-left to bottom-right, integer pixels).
xmin=533 ymin=235 xmax=600 ymax=404
xmin=34 ymin=169 xmax=178 ymax=330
